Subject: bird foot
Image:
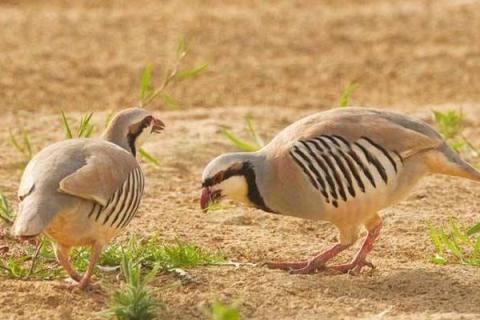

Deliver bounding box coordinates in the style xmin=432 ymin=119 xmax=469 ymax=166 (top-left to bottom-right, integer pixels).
xmin=327 ymin=259 xmax=375 ymax=275
xmin=288 ymin=259 xmax=327 ymax=274
xmin=265 ymin=260 xmax=308 ymax=271
xmin=265 ymin=259 xmax=327 ymax=274
xmin=265 ymin=244 xmax=347 ymax=274
xmin=54 ymin=278 xmax=99 ymax=292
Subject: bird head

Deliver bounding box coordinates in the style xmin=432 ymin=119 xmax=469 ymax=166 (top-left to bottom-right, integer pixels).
xmin=201 ymin=153 xmax=262 ymax=212
xmin=103 ymin=108 xmax=165 ymax=156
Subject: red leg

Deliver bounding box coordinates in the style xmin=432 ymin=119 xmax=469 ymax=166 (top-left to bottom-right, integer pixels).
xmin=56 ymin=243 xmax=102 ymax=291
xmin=328 ymin=222 xmax=382 ymax=275
xmin=55 ymin=245 xmax=82 ymax=282
xmin=266 ymin=243 xmax=348 ymax=274
xmin=76 ymin=243 xmax=102 ymax=290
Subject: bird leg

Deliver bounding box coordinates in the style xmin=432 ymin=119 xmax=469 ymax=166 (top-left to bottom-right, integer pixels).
xmin=328 ymin=222 xmax=382 ymax=275
xmin=75 ymin=243 xmax=102 ymax=290
xmin=55 ymin=245 xmax=82 ymax=282
xmin=266 ymin=243 xmax=348 ymax=274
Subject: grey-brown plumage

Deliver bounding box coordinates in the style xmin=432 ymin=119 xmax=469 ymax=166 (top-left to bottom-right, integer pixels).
xmin=12 ymin=107 xmax=164 ymax=289
xmin=200 ymin=107 xmax=480 ymax=274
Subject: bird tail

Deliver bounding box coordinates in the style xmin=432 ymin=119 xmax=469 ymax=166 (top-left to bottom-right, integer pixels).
xmin=426 ymin=143 xmax=480 ymax=182
xmin=12 ymin=197 xmax=49 ymax=237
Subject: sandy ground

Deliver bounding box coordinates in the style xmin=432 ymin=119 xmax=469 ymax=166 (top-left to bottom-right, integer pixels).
xmin=1 ymin=1 xmax=480 ymax=319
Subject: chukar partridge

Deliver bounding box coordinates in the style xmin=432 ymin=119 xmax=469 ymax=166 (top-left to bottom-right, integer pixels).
xmin=201 ymin=107 xmax=480 ymax=274
xmin=12 ymin=108 xmax=164 ymax=289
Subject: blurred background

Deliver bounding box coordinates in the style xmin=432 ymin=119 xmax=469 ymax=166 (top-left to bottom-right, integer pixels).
xmin=1 ymin=0 xmax=479 ymax=113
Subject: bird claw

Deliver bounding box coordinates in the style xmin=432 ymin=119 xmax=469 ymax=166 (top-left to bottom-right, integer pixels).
xmin=328 ymin=259 xmax=375 ymax=275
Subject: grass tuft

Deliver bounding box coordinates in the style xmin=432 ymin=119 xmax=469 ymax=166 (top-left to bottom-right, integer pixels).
xmin=0 ymin=193 xmax=15 ymax=224
xmin=102 ymin=254 xmax=162 ymax=320
xmin=61 ymin=111 xmax=95 ymax=139
xmin=205 ymin=300 xmax=241 ymax=320
xmin=428 ymin=218 xmax=480 ymax=266
xmin=95 ymin=236 xmax=225 ymax=271
xmin=432 ymin=109 xmax=480 ymax=158
xmin=9 ymin=128 xmax=33 ymax=164
xmin=1 ymin=238 xmax=63 ymax=280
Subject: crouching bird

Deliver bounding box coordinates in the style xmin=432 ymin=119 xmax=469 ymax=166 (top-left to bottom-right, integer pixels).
xmin=201 ymin=107 xmax=480 ymax=274
xmin=12 ymin=108 xmax=164 ymax=289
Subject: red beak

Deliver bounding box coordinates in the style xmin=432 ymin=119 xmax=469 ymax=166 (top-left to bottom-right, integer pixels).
xmin=200 ymin=188 xmax=211 ymax=212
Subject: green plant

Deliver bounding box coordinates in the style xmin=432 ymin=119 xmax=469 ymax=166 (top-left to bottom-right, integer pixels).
xmin=61 ymin=110 xmax=160 ymax=167
xmin=139 ymin=37 xmax=208 ymax=109
xmin=1 ymin=238 xmax=64 ymax=280
xmin=138 ymin=149 xmax=161 ymax=167
xmin=61 ymin=111 xmax=95 ymax=139
xmin=9 ymin=128 xmax=33 ymax=163
xmin=0 ymin=193 xmax=14 ymax=224
xmin=432 ymin=110 xmax=480 ymax=156
xmin=428 ymin=218 xmax=480 ymax=266
xmin=221 ymin=116 xmax=265 ymax=152
xmin=205 ymin=300 xmax=240 ymax=320
xmin=338 ymin=81 xmax=359 ymax=107
xmin=432 ymin=110 xmax=464 ymax=140
xmin=147 ymin=240 xmax=224 ymax=270
xmin=97 ymin=237 xmax=224 ymax=271
xmin=102 ymin=254 xmax=162 ymax=320
xmin=65 ymin=236 xmax=225 ymax=276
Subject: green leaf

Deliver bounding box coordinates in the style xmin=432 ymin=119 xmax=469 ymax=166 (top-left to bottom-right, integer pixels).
xmin=429 ymin=254 xmax=448 ymax=265
xmin=159 ymin=93 xmax=178 ymax=110
xmin=8 ymin=129 xmax=32 ymax=163
xmin=104 ymin=111 xmax=114 ymax=129
xmin=61 ymin=111 xmax=73 ymax=139
xmin=246 ymin=116 xmax=264 ymax=148
xmin=448 ymin=217 xmax=472 ymax=246
xmin=439 ymin=229 xmax=463 ymax=260
xmin=428 ymin=223 xmax=444 ymax=254
xmin=221 ymin=128 xmax=259 ymax=152
xmin=432 ymin=110 xmax=464 ymax=140
xmin=139 ymin=148 xmax=160 ymax=167
xmin=140 ymin=64 xmax=154 ymax=104
xmin=0 ymin=193 xmax=14 ymax=224
xmin=78 ymin=113 xmax=94 ymax=138
xmin=338 ymin=81 xmax=359 ymax=107
xmin=467 ymin=223 xmax=480 ymax=236
xmin=176 ymin=63 xmax=208 ymax=79
xmin=22 ymin=130 xmax=32 ymax=159
xmin=9 ymin=129 xmax=24 ymax=154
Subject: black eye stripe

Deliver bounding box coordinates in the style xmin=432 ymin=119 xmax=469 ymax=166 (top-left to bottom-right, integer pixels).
xmin=202 ymin=164 xmax=246 ymax=188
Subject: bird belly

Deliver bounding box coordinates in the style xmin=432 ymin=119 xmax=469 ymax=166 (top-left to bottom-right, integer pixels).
xmin=44 ymin=202 xmax=121 ymax=247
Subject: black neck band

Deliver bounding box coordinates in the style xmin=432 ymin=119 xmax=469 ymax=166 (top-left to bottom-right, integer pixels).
xmin=243 ymin=163 xmax=275 ymax=213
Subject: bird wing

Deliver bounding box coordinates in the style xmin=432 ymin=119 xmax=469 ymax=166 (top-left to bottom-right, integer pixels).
xmin=269 ymin=107 xmax=443 ymax=160
xmin=58 ymin=142 xmax=139 ymax=206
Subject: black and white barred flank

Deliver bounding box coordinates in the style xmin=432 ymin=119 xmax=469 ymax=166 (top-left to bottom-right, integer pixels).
xmin=88 ymin=167 xmax=144 ymax=229
xmin=289 ymin=135 xmax=404 ymax=208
